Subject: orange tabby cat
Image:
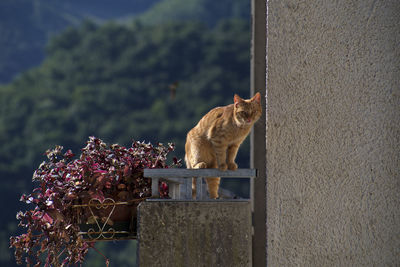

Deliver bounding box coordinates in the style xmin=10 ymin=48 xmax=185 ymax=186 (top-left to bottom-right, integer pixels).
xmin=185 ymin=93 xmax=262 ymax=198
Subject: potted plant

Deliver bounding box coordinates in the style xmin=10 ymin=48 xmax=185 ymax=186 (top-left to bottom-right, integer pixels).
xmin=10 ymin=136 xmax=180 ymax=266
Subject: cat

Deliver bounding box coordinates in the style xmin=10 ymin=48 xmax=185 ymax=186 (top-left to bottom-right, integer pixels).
xmin=185 ymin=93 xmax=262 ymax=199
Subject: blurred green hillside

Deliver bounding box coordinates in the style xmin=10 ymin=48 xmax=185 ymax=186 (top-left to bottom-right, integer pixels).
xmin=0 ymin=0 xmax=159 ymax=83
xmin=0 ymin=0 xmax=249 ymax=83
xmin=138 ymin=0 xmax=249 ymax=26
xmin=1 ymin=0 xmax=251 ymax=266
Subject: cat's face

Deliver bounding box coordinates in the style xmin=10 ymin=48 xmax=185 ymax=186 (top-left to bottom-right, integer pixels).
xmin=233 ymin=93 xmax=262 ymax=126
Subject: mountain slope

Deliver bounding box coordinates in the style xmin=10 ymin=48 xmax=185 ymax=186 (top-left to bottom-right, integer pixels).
xmin=138 ymin=0 xmax=250 ymax=26
xmin=0 ymin=0 xmax=160 ymax=83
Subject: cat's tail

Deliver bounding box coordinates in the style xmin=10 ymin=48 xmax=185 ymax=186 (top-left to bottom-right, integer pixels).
xmin=205 ymin=177 xmax=220 ymax=199
xmin=184 ymin=155 xmax=197 ymax=199
xmin=192 ymin=176 xmax=220 ymax=199
xmin=191 ymin=162 xmax=203 ymax=199
xmin=190 ymin=161 xmax=221 ymax=199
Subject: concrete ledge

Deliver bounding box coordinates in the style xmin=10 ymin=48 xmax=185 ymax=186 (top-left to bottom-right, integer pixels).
xmin=137 ymin=200 xmax=252 ymax=267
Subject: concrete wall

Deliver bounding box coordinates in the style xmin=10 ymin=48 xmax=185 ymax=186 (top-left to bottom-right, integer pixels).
xmin=266 ymin=0 xmax=399 ymax=266
xmin=138 ymin=200 xmax=252 ymax=267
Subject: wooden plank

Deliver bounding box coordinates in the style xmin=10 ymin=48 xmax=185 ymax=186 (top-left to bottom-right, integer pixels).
xmin=144 ymin=168 xmax=257 ymax=178
xmin=185 ymin=178 xmax=192 ymax=199
xmin=151 ymin=178 xmax=159 ymax=197
xmin=196 ymin=177 xmax=203 ymax=200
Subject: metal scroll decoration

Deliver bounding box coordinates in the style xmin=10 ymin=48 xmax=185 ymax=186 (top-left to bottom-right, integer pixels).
xmin=72 ymin=198 xmax=130 ymax=240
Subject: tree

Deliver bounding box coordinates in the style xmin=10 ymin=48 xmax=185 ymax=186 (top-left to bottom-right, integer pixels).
xmin=1 ymin=17 xmax=251 ymax=266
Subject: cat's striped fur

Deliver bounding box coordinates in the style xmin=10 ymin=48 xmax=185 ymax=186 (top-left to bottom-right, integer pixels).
xmin=185 ymin=93 xmax=262 ymax=198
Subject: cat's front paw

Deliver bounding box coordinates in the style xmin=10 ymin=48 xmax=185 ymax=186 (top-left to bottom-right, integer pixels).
xmin=228 ymin=162 xmax=238 ymax=171
xmin=218 ymin=163 xmax=228 ymax=171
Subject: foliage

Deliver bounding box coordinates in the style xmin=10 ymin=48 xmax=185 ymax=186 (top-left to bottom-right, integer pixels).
xmin=0 ymin=0 xmax=160 ymax=83
xmin=0 ymin=18 xmax=250 ymax=191
xmin=9 ymin=137 xmax=179 ymax=266
xmin=138 ymin=0 xmax=249 ymax=26
xmin=1 ymin=2 xmax=251 ymax=265
xmin=0 ymin=0 xmax=249 ymax=83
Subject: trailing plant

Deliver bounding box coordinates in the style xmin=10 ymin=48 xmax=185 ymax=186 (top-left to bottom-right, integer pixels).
xmin=10 ymin=136 xmax=180 ymax=266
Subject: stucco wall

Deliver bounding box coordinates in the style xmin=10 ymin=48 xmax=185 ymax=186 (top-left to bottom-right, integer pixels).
xmin=266 ymin=0 xmax=399 ymax=266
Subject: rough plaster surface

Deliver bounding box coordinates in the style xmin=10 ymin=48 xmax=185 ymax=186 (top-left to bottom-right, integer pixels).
xmin=267 ymin=0 xmax=400 ymax=266
xmin=137 ymin=201 xmax=252 ymax=267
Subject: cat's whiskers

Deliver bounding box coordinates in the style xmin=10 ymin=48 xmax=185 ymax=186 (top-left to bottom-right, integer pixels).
xmin=185 ymin=93 xmax=262 ymax=199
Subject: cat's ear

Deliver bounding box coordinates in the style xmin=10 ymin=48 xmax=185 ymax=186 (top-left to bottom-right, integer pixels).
xmin=234 ymin=94 xmax=243 ymax=107
xmin=252 ymin=92 xmax=261 ymax=103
